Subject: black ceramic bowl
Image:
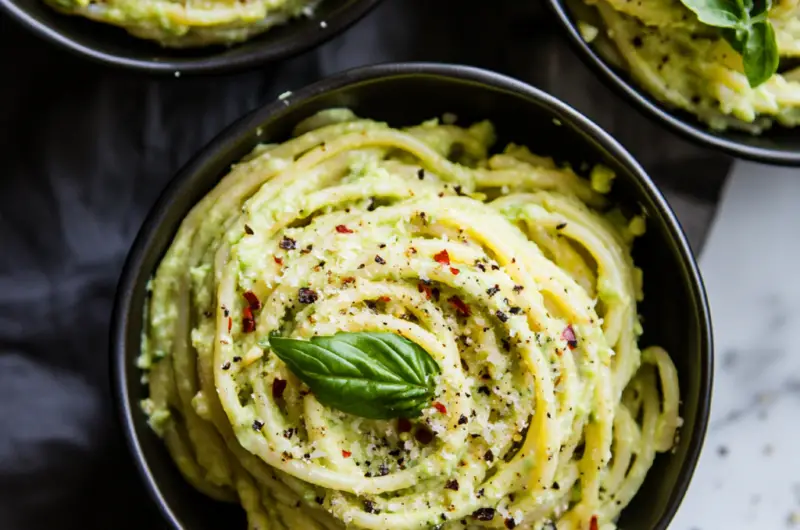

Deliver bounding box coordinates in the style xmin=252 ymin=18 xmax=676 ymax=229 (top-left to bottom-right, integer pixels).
xmin=547 ymin=0 xmax=800 ymax=166
xmin=111 ymin=62 xmax=714 ymax=530
xmin=0 ymin=0 xmax=382 ymax=74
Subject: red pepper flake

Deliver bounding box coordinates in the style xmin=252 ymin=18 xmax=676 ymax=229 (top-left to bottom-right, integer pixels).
xmin=272 ymin=378 xmax=287 ymax=400
xmin=273 ymin=256 xmax=283 ymax=266
xmin=589 ymin=515 xmax=599 ymax=530
xmin=448 ymin=296 xmax=471 ymax=316
xmin=434 ymin=250 xmax=451 ymax=265
xmin=397 ymin=418 xmax=412 ymax=433
xmin=418 ymin=282 xmax=432 ymax=300
xmin=562 ymin=325 xmax=578 ymax=350
xmin=342 ymin=277 xmax=356 ymax=285
xmin=449 ymin=267 xmax=460 ymax=275
xmin=342 ymin=450 xmax=352 ymax=458
xmin=335 ymin=224 xmax=354 ymax=234
xmin=242 ymin=307 xmax=256 ymax=333
xmin=433 ymin=401 xmax=447 ymax=414
xmin=227 ymin=317 xmax=232 ymax=332
xmin=378 ymin=296 xmax=391 ymax=303
xmin=243 ymin=290 xmax=261 ymax=311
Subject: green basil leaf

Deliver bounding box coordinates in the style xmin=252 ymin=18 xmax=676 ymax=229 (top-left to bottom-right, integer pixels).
xmin=268 ymin=332 xmax=440 ymax=420
xmin=680 ymin=0 xmax=748 ymax=28
xmin=742 ymin=20 xmax=779 ymax=87
xmin=722 ymin=27 xmax=748 ymax=54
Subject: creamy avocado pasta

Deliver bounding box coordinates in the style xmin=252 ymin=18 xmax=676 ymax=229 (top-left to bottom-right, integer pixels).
xmin=45 ymin=0 xmax=317 ymax=47
xmin=580 ymin=0 xmax=800 ymax=132
xmin=138 ymin=109 xmax=681 ymax=530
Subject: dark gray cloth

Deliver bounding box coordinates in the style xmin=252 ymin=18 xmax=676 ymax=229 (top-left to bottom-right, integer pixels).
xmin=0 ymin=1 xmax=726 ymax=528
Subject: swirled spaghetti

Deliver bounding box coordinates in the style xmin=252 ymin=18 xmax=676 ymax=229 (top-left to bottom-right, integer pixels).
xmin=45 ymin=0 xmax=318 ymax=47
xmin=138 ymin=109 xmax=681 ymax=530
xmin=578 ymin=0 xmax=800 ymax=133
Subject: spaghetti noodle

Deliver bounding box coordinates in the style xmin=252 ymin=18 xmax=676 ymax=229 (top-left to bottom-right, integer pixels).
xmin=581 ymin=0 xmax=800 ymax=132
xmin=138 ymin=109 xmax=681 ymax=530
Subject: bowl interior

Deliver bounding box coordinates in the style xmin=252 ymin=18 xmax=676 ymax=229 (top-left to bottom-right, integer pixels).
xmin=0 ymin=0 xmax=381 ymax=73
xmin=113 ymin=65 xmax=712 ymax=530
xmin=548 ymin=0 xmax=800 ymax=166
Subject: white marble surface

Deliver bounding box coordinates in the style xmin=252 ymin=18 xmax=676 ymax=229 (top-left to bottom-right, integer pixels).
xmin=670 ymin=162 xmax=800 ymax=530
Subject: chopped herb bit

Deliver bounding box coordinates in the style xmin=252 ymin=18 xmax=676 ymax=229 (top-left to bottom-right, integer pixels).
xmin=487 ymin=285 xmax=500 ymax=297
xmin=414 ymin=426 xmax=434 ymax=444
xmin=272 ymin=378 xmax=287 ymax=400
xmin=495 ymin=310 xmax=508 ymax=323
xmin=233 ymin=356 xmax=241 ymax=362
xmin=431 ymin=288 xmax=440 ymax=302
xmin=458 ymin=414 xmax=468 ymax=425
xmin=484 ymin=450 xmax=494 ymax=462
xmin=279 ymin=236 xmax=296 ymax=250
xmin=375 ymin=255 xmax=386 ymax=265
xmin=417 ymin=168 xmax=425 ymax=180
xmin=244 ymin=224 xmax=254 ymax=235
xmin=478 ymin=386 xmax=491 ymax=396
xmin=556 ymin=222 xmax=567 ymax=230
xmin=221 ymin=361 xmax=231 ymax=370
xmin=513 ymin=285 xmax=524 ymax=293
xmin=445 ymin=479 xmax=459 ymax=491
xmin=298 ymin=287 xmax=319 ymax=304
xmin=378 ymin=464 xmax=389 ymax=476
xmin=505 ymin=518 xmax=517 ymax=529
xmin=363 ymin=500 xmax=379 ymax=514
xmin=252 ymin=419 xmax=264 ymax=431
xmin=509 ymin=306 xmax=522 ymax=315
xmin=473 ymin=508 xmax=495 ymax=521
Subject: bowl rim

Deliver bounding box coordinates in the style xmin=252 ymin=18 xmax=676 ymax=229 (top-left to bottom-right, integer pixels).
xmin=110 ymin=61 xmax=714 ymax=530
xmin=545 ymin=0 xmax=800 ymax=167
xmin=0 ymin=0 xmax=384 ymax=75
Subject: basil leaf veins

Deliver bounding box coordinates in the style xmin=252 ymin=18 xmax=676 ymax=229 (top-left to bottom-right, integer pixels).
xmin=268 ymin=332 xmax=440 ymax=420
